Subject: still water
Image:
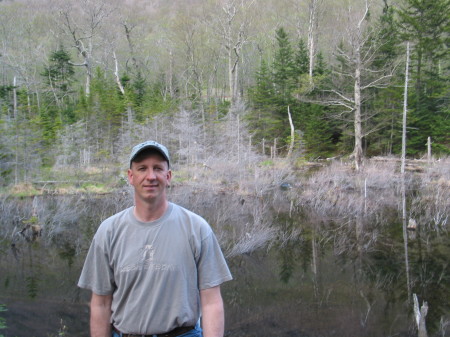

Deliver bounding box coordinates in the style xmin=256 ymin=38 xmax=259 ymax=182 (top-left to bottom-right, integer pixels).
xmin=0 ymin=191 xmax=449 ymax=337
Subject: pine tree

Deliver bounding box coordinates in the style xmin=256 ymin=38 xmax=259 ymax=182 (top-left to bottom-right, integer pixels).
xmin=365 ymin=0 xmax=404 ymax=156
xmin=397 ymin=0 xmax=450 ymax=154
xmin=42 ymin=47 xmax=75 ymax=94
xmin=250 ymin=59 xmax=274 ymax=109
xmin=272 ymin=27 xmax=296 ymax=103
xmin=303 ymin=104 xmax=335 ymax=159
xmin=294 ymin=38 xmax=309 ymax=77
xmin=132 ymin=71 xmax=146 ymax=122
xmin=246 ymin=59 xmax=283 ymax=147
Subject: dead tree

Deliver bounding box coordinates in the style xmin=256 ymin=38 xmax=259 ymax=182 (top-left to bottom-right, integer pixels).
xmin=323 ymin=0 xmax=395 ymax=171
xmin=307 ymin=0 xmax=322 ymax=84
xmin=58 ymin=0 xmax=113 ymax=96
xmin=214 ymin=0 xmax=255 ymax=105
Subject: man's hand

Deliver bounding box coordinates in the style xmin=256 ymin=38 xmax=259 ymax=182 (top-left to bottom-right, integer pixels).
xmin=90 ymin=293 xmax=113 ymax=337
xmin=200 ymin=286 xmax=225 ymax=337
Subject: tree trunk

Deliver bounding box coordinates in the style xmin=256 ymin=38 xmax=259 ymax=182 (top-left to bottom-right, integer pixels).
xmin=402 ymin=42 xmax=411 ymax=302
xmin=354 ymin=47 xmax=363 ymax=171
xmin=307 ymin=0 xmax=319 ymax=83
xmin=13 ymin=76 xmax=18 ymax=185
xmin=413 ymin=294 xmax=428 ymax=337
xmin=113 ymin=52 xmax=125 ymax=95
xmin=352 ymin=1 xmax=370 ymax=171
xmin=401 ymin=42 xmax=410 ymax=175
xmin=287 ymin=106 xmax=295 ymax=158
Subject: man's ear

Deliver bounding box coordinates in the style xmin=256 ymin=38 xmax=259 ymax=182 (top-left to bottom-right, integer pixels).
xmin=127 ymin=169 xmax=133 ymax=184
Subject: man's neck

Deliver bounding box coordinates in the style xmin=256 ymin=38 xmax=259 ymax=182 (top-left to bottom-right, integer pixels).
xmin=133 ymin=199 xmax=169 ymax=222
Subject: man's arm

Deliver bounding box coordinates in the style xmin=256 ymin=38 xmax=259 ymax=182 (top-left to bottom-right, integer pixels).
xmin=90 ymin=292 xmax=113 ymax=337
xmin=200 ymin=286 xmax=225 ymax=337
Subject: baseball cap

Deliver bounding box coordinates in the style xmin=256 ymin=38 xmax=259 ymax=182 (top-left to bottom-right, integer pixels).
xmin=129 ymin=141 xmax=170 ymax=168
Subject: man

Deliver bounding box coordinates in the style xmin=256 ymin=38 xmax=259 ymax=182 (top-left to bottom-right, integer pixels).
xmin=78 ymin=140 xmax=232 ymax=337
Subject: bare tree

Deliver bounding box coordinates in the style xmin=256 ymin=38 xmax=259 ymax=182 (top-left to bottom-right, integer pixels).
xmin=324 ymin=0 xmax=395 ymax=170
xmin=213 ymin=0 xmax=255 ymax=105
xmin=401 ymin=42 xmax=411 ymax=302
xmin=307 ymin=0 xmax=323 ymax=83
xmin=57 ymin=0 xmax=114 ymax=96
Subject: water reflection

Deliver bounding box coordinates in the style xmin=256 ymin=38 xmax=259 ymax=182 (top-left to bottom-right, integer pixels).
xmin=0 ymin=192 xmax=449 ymax=337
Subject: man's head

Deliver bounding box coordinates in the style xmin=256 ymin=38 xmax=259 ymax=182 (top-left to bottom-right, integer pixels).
xmin=129 ymin=140 xmax=170 ymax=169
xmin=128 ymin=141 xmax=172 ymax=206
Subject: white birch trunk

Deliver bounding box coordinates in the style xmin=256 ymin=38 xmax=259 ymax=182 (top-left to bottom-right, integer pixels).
xmin=13 ymin=76 xmax=18 ymax=184
xmin=113 ymin=52 xmax=125 ymax=95
xmin=287 ymin=106 xmax=295 ymax=158
xmin=401 ymin=42 xmax=411 ymax=302
xmin=401 ymin=42 xmax=410 ymax=175
xmin=354 ymin=48 xmax=363 ymax=171
xmin=307 ymin=0 xmax=318 ymax=83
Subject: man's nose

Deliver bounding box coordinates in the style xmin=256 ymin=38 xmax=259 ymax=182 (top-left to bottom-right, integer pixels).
xmin=145 ymin=169 xmax=157 ymax=180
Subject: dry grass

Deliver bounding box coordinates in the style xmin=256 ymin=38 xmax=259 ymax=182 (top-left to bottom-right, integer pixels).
xmin=410 ymin=157 xmax=450 ymax=232
xmin=296 ymin=159 xmax=400 ymax=220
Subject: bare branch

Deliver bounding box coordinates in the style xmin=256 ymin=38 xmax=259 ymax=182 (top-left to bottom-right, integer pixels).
xmin=324 ymin=89 xmax=355 ymax=104
xmin=361 ymin=74 xmax=393 ymax=90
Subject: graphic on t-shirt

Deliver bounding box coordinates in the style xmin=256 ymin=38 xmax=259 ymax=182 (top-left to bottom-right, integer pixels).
xmin=119 ymin=244 xmax=175 ymax=273
xmin=140 ymin=245 xmax=155 ymax=263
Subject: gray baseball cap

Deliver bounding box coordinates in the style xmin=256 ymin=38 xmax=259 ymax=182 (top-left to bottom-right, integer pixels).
xmin=129 ymin=140 xmax=170 ymax=168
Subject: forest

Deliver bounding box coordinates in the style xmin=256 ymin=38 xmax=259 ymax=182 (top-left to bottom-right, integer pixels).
xmin=0 ymin=0 xmax=449 ymax=187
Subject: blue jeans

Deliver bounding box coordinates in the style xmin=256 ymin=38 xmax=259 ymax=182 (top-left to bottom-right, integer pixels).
xmin=112 ymin=322 xmax=203 ymax=337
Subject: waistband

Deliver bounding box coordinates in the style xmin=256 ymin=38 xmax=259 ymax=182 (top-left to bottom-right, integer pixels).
xmin=112 ymin=325 xmax=195 ymax=337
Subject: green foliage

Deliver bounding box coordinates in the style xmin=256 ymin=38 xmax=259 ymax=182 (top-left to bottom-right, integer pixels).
xmin=247 ymin=28 xmax=338 ymax=158
xmin=0 ymin=138 xmax=12 ymax=187
xmin=294 ymin=38 xmax=309 ymax=77
xmin=0 ymin=304 xmax=6 ymax=332
xmin=0 ymin=85 xmax=14 ymax=100
xmin=131 ymin=71 xmax=147 ymax=121
xmin=39 ymin=104 xmax=62 ymax=166
xmin=396 ymin=0 xmax=450 ymax=155
xmin=42 ymin=47 xmax=74 ymax=93
xmin=246 ymin=58 xmax=283 ymax=147
xmin=303 ymin=105 xmax=336 ymax=159
xmin=26 ymin=275 xmax=39 ymax=299
xmin=272 ymin=27 xmax=296 ymax=102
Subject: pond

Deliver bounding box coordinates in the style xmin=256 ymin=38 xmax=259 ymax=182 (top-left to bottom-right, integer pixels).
xmin=0 ymin=186 xmax=449 ymax=337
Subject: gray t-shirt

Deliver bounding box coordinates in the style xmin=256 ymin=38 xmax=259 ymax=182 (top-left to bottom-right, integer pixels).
xmin=78 ymin=202 xmax=232 ymax=334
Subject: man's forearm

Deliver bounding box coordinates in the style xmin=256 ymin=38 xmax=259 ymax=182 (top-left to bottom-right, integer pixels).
xmin=90 ymin=293 xmax=112 ymax=337
xmin=200 ymin=286 xmax=225 ymax=337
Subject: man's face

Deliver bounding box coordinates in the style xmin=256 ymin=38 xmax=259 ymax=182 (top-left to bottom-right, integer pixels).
xmin=127 ymin=153 xmax=172 ymax=204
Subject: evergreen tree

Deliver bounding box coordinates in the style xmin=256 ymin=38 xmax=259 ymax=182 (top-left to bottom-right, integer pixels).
xmin=41 ymin=47 xmax=76 ymax=123
xmin=90 ymin=67 xmax=126 ymax=158
xmin=132 ymin=71 xmax=146 ymax=122
xmin=272 ymin=27 xmax=296 ymax=103
xmin=294 ymin=38 xmax=309 ymax=77
xmin=303 ymin=104 xmax=335 ymax=159
xmin=39 ymin=104 xmax=61 ymax=166
xmin=42 ymin=47 xmax=75 ymax=93
xmin=314 ymin=51 xmax=327 ymax=76
xmin=250 ymin=59 xmax=274 ymax=109
xmin=246 ymin=59 xmax=283 ymax=147
xmin=397 ymin=0 xmax=450 ymax=154
xmin=365 ymin=0 xmax=404 ymax=156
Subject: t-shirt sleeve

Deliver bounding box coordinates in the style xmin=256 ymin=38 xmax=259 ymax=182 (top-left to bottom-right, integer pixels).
xmin=196 ymin=231 xmax=232 ymax=290
xmin=77 ymin=234 xmax=115 ymax=295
